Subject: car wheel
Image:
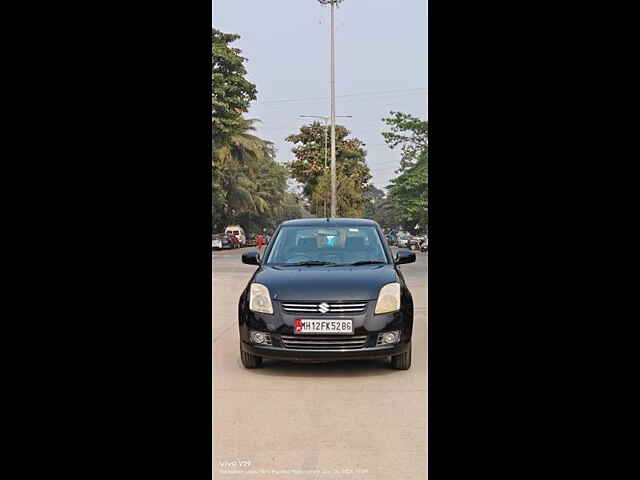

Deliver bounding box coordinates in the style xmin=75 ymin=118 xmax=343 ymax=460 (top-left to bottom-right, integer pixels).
xmin=390 ymin=343 xmax=411 ymax=370
xmin=240 ymin=348 xmax=263 ymax=368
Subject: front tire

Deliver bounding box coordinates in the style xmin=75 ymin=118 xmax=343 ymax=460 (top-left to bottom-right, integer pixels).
xmin=240 ymin=347 xmax=262 ymax=368
xmin=391 ymin=343 xmax=411 ymax=370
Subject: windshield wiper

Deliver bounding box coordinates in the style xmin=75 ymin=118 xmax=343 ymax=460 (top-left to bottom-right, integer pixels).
xmin=282 ymin=261 xmax=337 ymax=266
xmin=329 ymin=260 xmax=387 ymax=267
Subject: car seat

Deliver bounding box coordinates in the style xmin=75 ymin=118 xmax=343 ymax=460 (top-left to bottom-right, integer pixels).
xmin=344 ymin=236 xmax=369 ymax=263
xmin=297 ymin=237 xmax=317 ymax=249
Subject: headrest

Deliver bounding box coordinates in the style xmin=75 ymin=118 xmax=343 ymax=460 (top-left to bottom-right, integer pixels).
xmin=345 ymin=236 xmax=366 ymax=249
xmin=298 ymin=237 xmax=317 ymax=249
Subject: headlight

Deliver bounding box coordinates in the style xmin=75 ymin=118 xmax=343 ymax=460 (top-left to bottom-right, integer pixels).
xmin=249 ymin=283 xmax=273 ymax=314
xmin=374 ymin=282 xmax=401 ymax=314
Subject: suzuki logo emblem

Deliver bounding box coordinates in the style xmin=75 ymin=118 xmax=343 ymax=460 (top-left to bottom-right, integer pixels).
xmin=318 ymin=302 xmax=330 ymax=314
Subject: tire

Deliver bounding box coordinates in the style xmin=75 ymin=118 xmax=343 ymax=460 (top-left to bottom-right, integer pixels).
xmin=390 ymin=343 xmax=411 ymax=370
xmin=240 ymin=348 xmax=263 ymax=368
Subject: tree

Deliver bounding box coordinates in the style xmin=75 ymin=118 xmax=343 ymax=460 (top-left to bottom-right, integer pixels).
xmin=382 ymin=111 xmax=428 ymax=168
xmin=309 ymin=170 xmax=331 ymax=218
xmin=212 ymin=29 xmax=291 ymax=233
xmin=212 ymin=29 xmax=257 ymax=145
xmin=387 ymin=150 xmax=427 ymax=231
xmin=286 ymin=122 xmax=371 ymax=217
xmin=382 ymin=112 xmax=428 ymax=233
xmin=233 ymin=157 xmax=293 ymax=234
xmin=212 ymin=28 xmax=307 ymax=234
xmin=213 ymin=28 xmax=260 ymax=231
xmin=213 ymin=119 xmax=275 ymax=228
xmin=273 ymin=192 xmax=305 ymax=227
xmin=363 ymin=185 xmax=399 ymax=229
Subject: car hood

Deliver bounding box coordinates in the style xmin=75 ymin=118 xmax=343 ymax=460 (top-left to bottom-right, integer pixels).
xmin=253 ymin=264 xmax=399 ymax=301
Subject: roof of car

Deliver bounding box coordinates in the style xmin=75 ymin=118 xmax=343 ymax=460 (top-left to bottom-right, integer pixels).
xmin=279 ymin=218 xmax=379 ymax=227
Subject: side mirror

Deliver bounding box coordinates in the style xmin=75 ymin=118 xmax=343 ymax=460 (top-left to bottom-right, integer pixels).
xmin=242 ymin=252 xmax=260 ymax=265
xmin=395 ymin=249 xmax=416 ymax=265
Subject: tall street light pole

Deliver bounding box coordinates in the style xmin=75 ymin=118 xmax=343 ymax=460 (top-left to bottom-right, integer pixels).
xmin=318 ymin=0 xmax=343 ymax=217
xmin=299 ymin=114 xmax=352 ymax=217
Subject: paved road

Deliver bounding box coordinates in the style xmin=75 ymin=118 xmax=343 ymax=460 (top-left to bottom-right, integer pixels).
xmin=213 ymin=247 xmax=427 ymax=479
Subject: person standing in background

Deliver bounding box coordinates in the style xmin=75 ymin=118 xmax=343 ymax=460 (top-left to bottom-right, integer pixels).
xmin=256 ymin=233 xmax=265 ymax=253
xmin=228 ymin=232 xmax=239 ymax=249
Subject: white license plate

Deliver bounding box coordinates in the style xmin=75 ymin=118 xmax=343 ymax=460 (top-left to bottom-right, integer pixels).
xmin=294 ymin=318 xmax=353 ymax=334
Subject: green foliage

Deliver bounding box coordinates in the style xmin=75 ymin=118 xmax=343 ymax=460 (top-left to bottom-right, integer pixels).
xmin=211 ymin=29 xmax=300 ymax=234
xmin=213 ymin=119 xmax=287 ymax=231
xmin=273 ymin=192 xmax=305 ymax=226
xmin=387 ymin=151 xmax=427 ymax=231
xmin=212 ymin=29 xmax=257 ymax=145
xmin=362 ymin=185 xmax=398 ymax=229
xmin=382 ymin=111 xmax=428 ymax=169
xmin=231 ymin=162 xmax=303 ymax=234
xmin=286 ymin=122 xmax=371 ymax=217
xmin=364 ymin=184 xmax=385 ymax=202
xmin=309 ymin=170 xmax=331 ymax=218
xmin=382 ymin=112 xmax=428 ymax=232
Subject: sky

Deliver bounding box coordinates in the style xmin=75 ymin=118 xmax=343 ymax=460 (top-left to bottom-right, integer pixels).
xmin=213 ymin=0 xmax=427 ymax=193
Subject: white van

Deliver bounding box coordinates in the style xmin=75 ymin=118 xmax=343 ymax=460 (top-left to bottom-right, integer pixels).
xmin=224 ymin=225 xmax=246 ymax=247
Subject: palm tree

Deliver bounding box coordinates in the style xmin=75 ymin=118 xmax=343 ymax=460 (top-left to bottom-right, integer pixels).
xmin=213 ymin=118 xmax=274 ymax=218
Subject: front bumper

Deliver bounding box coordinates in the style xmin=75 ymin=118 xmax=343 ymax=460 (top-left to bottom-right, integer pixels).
xmin=241 ymin=337 xmax=410 ymax=361
xmin=239 ymin=297 xmax=413 ymax=362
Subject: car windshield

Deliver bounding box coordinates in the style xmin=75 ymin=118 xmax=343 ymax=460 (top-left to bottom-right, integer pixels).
xmin=266 ymin=225 xmax=388 ymax=265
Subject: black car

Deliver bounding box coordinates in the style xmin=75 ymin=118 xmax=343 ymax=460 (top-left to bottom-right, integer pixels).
xmin=238 ymin=218 xmax=415 ymax=370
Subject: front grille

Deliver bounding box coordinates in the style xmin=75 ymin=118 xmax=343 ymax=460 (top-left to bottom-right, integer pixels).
xmin=281 ymin=301 xmax=368 ymax=314
xmin=280 ymin=335 xmax=368 ymax=350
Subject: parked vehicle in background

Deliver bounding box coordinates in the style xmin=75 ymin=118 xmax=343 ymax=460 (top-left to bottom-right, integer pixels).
xmin=408 ymin=236 xmax=421 ymax=250
xmin=420 ymin=237 xmax=428 ymax=252
xmin=385 ymin=234 xmax=396 ymax=246
xmin=245 ymin=235 xmax=257 ymax=247
xmin=213 ymin=233 xmax=234 ymax=250
xmin=225 ymin=225 xmax=246 ymax=247
xmin=408 ymin=235 xmax=425 ymax=250
xmin=212 ymin=233 xmax=224 ymax=250
xmin=396 ymin=232 xmax=410 ymax=248
xmin=221 ymin=234 xmax=234 ymax=249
